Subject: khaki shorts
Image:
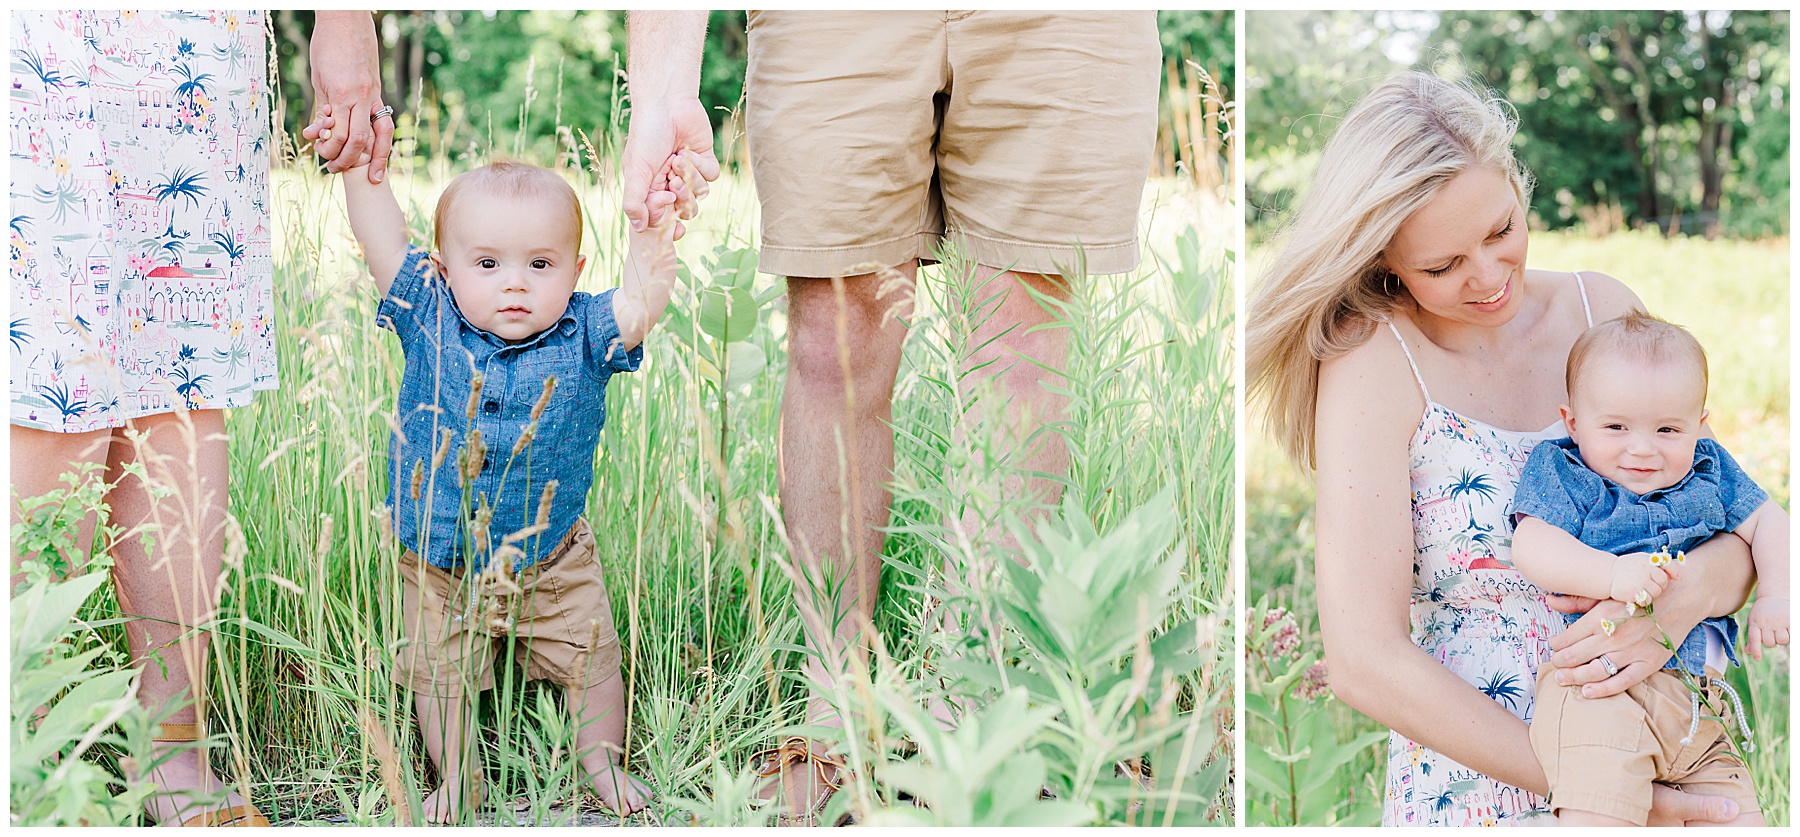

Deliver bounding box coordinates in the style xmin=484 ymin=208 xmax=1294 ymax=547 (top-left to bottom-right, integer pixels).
xmin=746 ymin=11 xmax=1161 ymax=279
xmin=1531 ymin=666 xmax=1759 ymax=825
xmin=393 ymin=518 xmax=622 ymax=698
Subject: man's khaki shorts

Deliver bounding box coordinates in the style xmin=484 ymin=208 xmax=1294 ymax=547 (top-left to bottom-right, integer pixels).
xmin=1531 ymin=666 xmax=1759 ymax=825
xmin=746 ymin=11 xmax=1162 ymax=279
xmin=393 ymin=518 xmax=622 ymax=698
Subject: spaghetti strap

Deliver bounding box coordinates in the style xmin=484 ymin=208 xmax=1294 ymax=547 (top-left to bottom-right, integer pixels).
xmin=1572 ymin=271 xmax=1594 ymax=327
xmin=1384 ymin=320 xmax=1431 ymax=403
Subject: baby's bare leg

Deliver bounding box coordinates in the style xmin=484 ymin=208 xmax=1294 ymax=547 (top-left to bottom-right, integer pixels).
xmin=415 ymin=692 xmax=483 ymax=823
xmin=568 ymin=672 xmax=652 ymax=815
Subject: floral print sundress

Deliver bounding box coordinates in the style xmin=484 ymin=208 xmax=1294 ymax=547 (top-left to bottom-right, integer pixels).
xmin=10 ymin=10 xmax=274 ymax=432
xmin=1380 ymin=274 xmax=1593 ymax=827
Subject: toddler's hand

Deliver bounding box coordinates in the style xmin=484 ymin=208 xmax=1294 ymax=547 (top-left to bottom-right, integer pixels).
xmin=641 ymin=151 xmax=711 ymax=234
xmin=1610 ymin=552 xmax=1678 ymax=608
xmin=1746 ymin=595 xmax=1790 ymax=662
xmin=302 ymin=104 xmax=343 ymax=164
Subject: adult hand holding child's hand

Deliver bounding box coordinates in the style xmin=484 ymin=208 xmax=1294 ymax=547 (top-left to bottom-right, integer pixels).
xmin=308 ymin=12 xmax=392 ymax=183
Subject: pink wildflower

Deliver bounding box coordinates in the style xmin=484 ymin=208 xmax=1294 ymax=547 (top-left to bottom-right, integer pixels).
xmin=1293 ymin=661 xmax=1331 ymax=701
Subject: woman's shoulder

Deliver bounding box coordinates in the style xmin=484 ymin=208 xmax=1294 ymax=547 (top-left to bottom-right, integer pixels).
xmin=1533 ymin=269 xmax=1644 ymax=324
xmin=1318 ymin=316 xmax=1427 ymax=449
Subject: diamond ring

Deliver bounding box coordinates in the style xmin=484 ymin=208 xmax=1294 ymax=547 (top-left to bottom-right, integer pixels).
xmin=1598 ymin=654 xmax=1619 ymax=677
xmin=371 ymin=105 xmax=395 ymax=123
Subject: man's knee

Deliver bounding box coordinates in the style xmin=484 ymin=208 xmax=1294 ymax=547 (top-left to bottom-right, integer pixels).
xmin=785 ymin=273 xmax=907 ymax=387
xmin=966 ymin=269 xmax=1071 ymax=388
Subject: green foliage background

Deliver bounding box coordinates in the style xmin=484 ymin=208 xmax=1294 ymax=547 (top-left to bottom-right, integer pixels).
xmin=1246 ymin=10 xmax=1789 ymax=241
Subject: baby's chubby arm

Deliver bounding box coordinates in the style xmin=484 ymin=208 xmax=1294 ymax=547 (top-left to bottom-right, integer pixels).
xmin=304 ymin=109 xmax=409 ymax=295
xmin=1736 ymin=499 xmax=1791 ymax=660
xmin=614 ymin=153 xmax=703 ymax=351
xmin=1513 ymin=516 xmax=1678 ymax=605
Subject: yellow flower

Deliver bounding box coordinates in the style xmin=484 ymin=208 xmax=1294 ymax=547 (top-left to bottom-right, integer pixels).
xmin=130 ymin=319 xmax=144 ymax=334
xmin=229 ymin=320 xmax=243 ymax=336
xmin=52 ymin=156 xmax=70 ymax=176
xmin=226 ymin=13 xmax=239 ymax=33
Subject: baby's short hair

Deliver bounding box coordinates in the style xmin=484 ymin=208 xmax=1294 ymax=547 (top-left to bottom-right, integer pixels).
xmin=1565 ymin=309 xmax=1709 ymax=404
xmin=434 ymin=160 xmax=582 ymax=252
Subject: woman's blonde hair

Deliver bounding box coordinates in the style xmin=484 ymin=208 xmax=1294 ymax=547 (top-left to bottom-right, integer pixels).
xmin=1246 ymin=71 xmax=1534 ymax=468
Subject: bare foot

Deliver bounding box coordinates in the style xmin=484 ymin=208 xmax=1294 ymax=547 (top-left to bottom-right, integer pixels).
xmin=586 ymin=760 xmax=654 ymax=816
xmin=420 ymin=773 xmax=485 ymax=824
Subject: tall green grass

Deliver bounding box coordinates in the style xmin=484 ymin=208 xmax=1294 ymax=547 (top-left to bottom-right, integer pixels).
xmin=1245 ymin=232 xmax=1791 ymax=825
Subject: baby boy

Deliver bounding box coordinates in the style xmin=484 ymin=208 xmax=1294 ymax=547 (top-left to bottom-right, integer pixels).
xmin=1512 ymin=310 xmax=1788 ymax=827
xmin=314 ymin=109 xmax=702 ymax=820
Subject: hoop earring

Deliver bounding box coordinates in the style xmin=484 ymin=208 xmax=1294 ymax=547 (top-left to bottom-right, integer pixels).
xmin=1380 ymin=270 xmax=1400 ymax=297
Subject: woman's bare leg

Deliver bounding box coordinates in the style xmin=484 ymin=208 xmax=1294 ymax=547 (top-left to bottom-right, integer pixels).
xmin=105 ymin=409 xmax=246 ymax=824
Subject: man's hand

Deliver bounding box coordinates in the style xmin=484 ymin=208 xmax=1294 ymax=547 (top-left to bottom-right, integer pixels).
xmin=622 ymin=11 xmax=720 ymax=231
xmin=622 ymin=100 xmax=718 ymax=232
xmin=310 ymin=12 xmax=392 ymax=183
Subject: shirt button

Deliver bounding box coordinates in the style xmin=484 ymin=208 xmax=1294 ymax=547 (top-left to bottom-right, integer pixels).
xmin=481 ymin=453 xmax=492 ymax=472
xmin=484 ymin=400 xmax=499 ymax=414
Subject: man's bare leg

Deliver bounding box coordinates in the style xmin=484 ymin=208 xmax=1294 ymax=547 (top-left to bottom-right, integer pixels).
xmin=569 ymin=672 xmax=653 ymax=815
xmin=415 ymin=692 xmax=481 ymax=823
xmin=777 ymin=266 xmax=912 ymax=729
xmin=928 ymin=267 xmax=1072 ymax=727
xmin=957 ymin=267 xmax=1072 ymax=530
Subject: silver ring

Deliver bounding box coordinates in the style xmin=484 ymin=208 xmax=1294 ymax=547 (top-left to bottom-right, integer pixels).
xmin=371 ymin=105 xmax=395 ymax=123
xmin=1598 ymin=654 xmax=1619 ymax=677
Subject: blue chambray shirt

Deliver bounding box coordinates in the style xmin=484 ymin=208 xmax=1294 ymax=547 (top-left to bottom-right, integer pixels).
xmin=1514 ymin=437 xmax=1768 ymax=676
xmin=378 ymin=245 xmax=642 ymax=572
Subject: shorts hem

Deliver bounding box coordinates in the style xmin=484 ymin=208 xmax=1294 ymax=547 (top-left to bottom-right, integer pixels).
xmin=954 ymin=230 xmax=1140 ymax=277
xmin=759 ymin=233 xmax=939 ymax=278
xmin=760 ymin=231 xmax=1141 ymax=279
xmin=1547 ymin=792 xmax=1648 ymax=826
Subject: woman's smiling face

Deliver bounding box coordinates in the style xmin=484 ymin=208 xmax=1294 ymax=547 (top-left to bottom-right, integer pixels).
xmin=1384 ymin=166 xmax=1529 ymax=329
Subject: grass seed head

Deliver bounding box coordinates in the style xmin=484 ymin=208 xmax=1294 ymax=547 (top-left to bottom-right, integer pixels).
xmin=409 ymin=460 xmax=424 ymax=500
xmin=460 ymin=429 xmax=486 ymax=486
xmin=471 ymin=492 xmax=493 ymax=556
xmin=431 ymin=428 xmax=454 ymax=471
xmin=465 ymin=370 xmax=485 ymax=420
xmin=534 ymin=480 xmax=559 ymax=528
xmin=531 ymin=375 xmax=557 ymax=423
xmin=511 ymin=423 xmax=536 ymax=458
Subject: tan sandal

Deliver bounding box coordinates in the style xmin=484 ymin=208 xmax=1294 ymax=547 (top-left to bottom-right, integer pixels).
xmin=152 ymin=723 xmax=271 ymax=827
xmin=750 ymin=737 xmax=851 ymax=827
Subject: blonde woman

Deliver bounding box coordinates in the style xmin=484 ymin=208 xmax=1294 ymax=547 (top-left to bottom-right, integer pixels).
xmin=1247 ymin=71 xmax=1753 ymax=826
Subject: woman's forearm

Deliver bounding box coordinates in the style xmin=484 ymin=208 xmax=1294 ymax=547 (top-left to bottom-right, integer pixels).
xmin=1329 ymin=632 xmax=1549 ymax=796
xmin=1673 ymin=531 xmax=1755 ymax=623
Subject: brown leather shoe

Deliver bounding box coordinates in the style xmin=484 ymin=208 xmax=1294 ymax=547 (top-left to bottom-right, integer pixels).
xmin=749 ymin=737 xmax=852 ymax=827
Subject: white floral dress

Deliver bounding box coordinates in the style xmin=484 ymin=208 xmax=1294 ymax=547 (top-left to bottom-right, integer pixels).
xmin=10 ymin=10 xmax=274 ymax=432
xmin=1380 ymin=275 xmax=1593 ymax=827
